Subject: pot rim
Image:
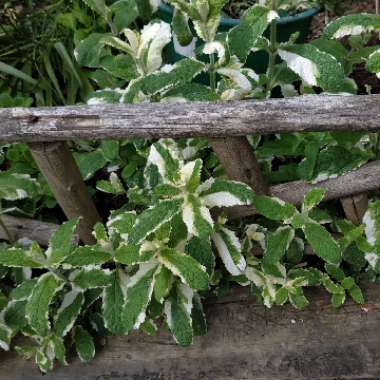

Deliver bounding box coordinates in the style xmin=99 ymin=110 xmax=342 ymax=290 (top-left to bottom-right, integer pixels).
xmin=158 ymin=2 xmax=322 ymax=26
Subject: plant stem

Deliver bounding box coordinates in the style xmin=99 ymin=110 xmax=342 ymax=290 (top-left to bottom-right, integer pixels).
xmin=266 ymin=0 xmax=278 ymax=98
xmin=209 ymin=53 xmax=216 ymax=93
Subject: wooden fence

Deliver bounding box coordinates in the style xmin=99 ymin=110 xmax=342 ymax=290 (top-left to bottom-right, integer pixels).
xmin=1 ymin=94 xmax=380 ymax=379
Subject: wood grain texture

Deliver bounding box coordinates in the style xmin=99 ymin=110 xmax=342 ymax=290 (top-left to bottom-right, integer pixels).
xmin=0 ymin=215 xmax=71 ymax=246
xmin=1 ymin=95 xmax=380 ymax=142
xmin=28 ymin=142 xmax=101 ymax=244
xmin=209 ymin=137 xmax=269 ymax=195
xmin=1 ymin=285 xmax=380 ymax=380
xmin=340 ymin=193 xmax=369 ymax=225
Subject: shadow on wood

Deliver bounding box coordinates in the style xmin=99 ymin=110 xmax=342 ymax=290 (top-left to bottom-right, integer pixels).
xmin=1 ymin=285 xmax=380 ymax=380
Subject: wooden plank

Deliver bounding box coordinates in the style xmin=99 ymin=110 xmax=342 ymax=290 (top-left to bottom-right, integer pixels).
xmin=1 ymin=95 xmax=380 ymax=142
xmin=28 ymin=142 xmax=101 ymax=244
xmin=0 ymin=215 xmax=74 ymax=246
xmin=209 ymin=137 xmax=269 ymax=195
xmin=1 ymin=285 xmax=380 ymax=380
xmin=226 ymin=159 xmax=380 ymax=218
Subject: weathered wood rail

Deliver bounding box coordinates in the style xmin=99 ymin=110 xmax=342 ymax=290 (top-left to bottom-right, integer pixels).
xmin=1 ymin=94 xmax=380 ymax=241
xmin=1 ymin=94 xmax=380 ymax=379
xmin=1 ymin=285 xmax=380 ymax=380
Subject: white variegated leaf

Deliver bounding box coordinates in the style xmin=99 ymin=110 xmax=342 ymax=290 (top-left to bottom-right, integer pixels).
xmin=212 ymin=227 xmax=246 ymax=276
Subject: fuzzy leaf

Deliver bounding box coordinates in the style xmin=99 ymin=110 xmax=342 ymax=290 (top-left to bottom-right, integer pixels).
xmin=54 ymin=290 xmax=84 ymax=337
xmin=26 ymin=273 xmax=64 ymax=336
xmin=159 ymin=248 xmax=209 ymax=291
xmin=186 ymin=236 xmax=215 ymax=275
xmin=279 ymin=44 xmax=346 ymax=92
xmin=323 ymin=14 xmax=380 ymax=40
xmin=0 ymin=247 xmax=43 ymax=268
xmin=228 ymin=5 xmax=278 ymax=63
xmin=103 ymin=269 xmax=127 ymax=335
xmin=199 ymin=178 xmax=254 ymax=208
xmin=128 ymin=199 xmax=182 ymax=245
xmin=154 ymin=266 xmax=173 ymax=303
xmin=182 ymin=194 xmax=213 ymax=238
xmin=253 ymin=196 xmax=297 ymax=221
xmin=47 ymin=219 xmax=78 ymax=266
xmin=164 ymin=284 xmax=193 ymax=346
xmin=212 ymin=227 xmax=246 ymax=276
xmin=0 ymin=322 xmax=12 ymax=351
xmin=70 ymin=268 xmax=113 ymax=290
xmin=75 ymin=326 xmax=95 ymax=363
xmin=64 ymin=247 xmax=112 ymax=267
xmin=123 ymin=261 xmax=159 ymax=332
xmin=263 ymin=226 xmax=294 ymax=276
xmin=304 ymin=222 xmax=342 ymax=265
xmin=0 ymin=173 xmax=39 ymax=201
xmin=302 ymin=188 xmax=326 ymax=213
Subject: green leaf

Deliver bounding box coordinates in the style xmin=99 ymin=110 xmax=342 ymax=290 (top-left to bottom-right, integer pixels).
xmin=212 ymin=227 xmax=246 ymax=276
xmin=51 ymin=335 xmax=66 ymax=366
xmin=4 ymin=301 xmax=27 ymax=332
xmin=74 ymin=326 xmax=95 ymax=363
xmin=81 ymin=0 xmax=109 ymax=17
xmin=172 ymin=8 xmax=193 ymax=46
xmin=74 ymin=150 xmax=108 ymax=180
xmin=278 ymin=44 xmax=347 ymax=92
xmin=0 ymin=322 xmax=12 ymax=351
xmin=103 ymin=269 xmax=127 ymax=335
xmin=159 ymin=248 xmax=209 ymax=291
xmin=164 ymin=284 xmax=193 ymax=346
xmin=302 ymin=188 xmax=326 ymax=213
xmin=10 ymin=279 xmax=38 ymax=301
xmin=182 ymin=193 xmax=214 ymax=239
xmin=54 ymin=290 xmax=84 ymax=337
xmin=228 ymin=5 xmax=277 ymax=63
xmin=70 ymin=268 xmax=113 ymax=290
xmin=110 ymin=0 xmax=139 ymax=31
xmin=26 ymin=273 xmax=64 ymax=336
xmin=128 ymin=199 xmax=182 ymax=245
xmin=64 ymin=247 xmax=112 ymax=267
xmin=75 ymin=33 xmax=111 ymax=68
xmin=107 ymin=211 xmax=137 ymax=239
xmin=123 ymin=59 xmax=205 ymax=102
xmin=288 ymin=287 xmax=309 ymax=309
xmin=191 ymin=294 xmax=207 ymax=336
xmin=0 ymin=172 xmax=39 ymax=201
xmin=100 ymin=54 xmax=139 ymax=81
xmin=303 ymin=222 xmax=342 ymax=265
xmin=263 ymin=226 xmax=294 ymax=276
xmin=199 ymin=178 xmax=254 ymax=208
xmin=286 ymin=237 xmax=304 ymax=265
xmin=0 ymin=61 xmax=37 ymax=86
xmin=122 ymin=260 xmax=159 ymax=332
xmin=367 ymin=49 xmax=380 ymax=79
xmin=323 ymin=14 xmax=380 ymax=39
xmin=363 ymin=199 xmax=380 ymax=271
xmin=341 ymin=277 xmax=364 ymax=304
xmin=253 ymin=195 xmax=297 ymax=221
xmin=186 ymin=236 xmax=215 ymax=275
xmin=47 ymin=219 xmax=78 ymax=266
xmin=154 ymin=266 xmax=173 ymax=303
xmin=0 ymin=247 xmax=43 ymax=268
xmin=114 ymin=244 xmax=155 ymax=265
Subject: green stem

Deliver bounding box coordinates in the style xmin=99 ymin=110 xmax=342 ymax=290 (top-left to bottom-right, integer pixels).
xmin=209 ymin=53 xmax=216 ymax=93
xmin=266 ymin=0 xmax=278 ymax=98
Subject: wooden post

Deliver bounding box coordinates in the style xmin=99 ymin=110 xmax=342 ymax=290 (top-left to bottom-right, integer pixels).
xmin=28 ymin=142 xmax=101 ymax=244
xmin=340 ymin=193 xmax=368 ymax=225
xmin=209 ymin=137 xmax=269 ymax=196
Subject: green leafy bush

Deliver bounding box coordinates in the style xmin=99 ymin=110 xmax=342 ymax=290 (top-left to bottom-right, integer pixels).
xmin=0 ymin=0 xmax=380 ymax=374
